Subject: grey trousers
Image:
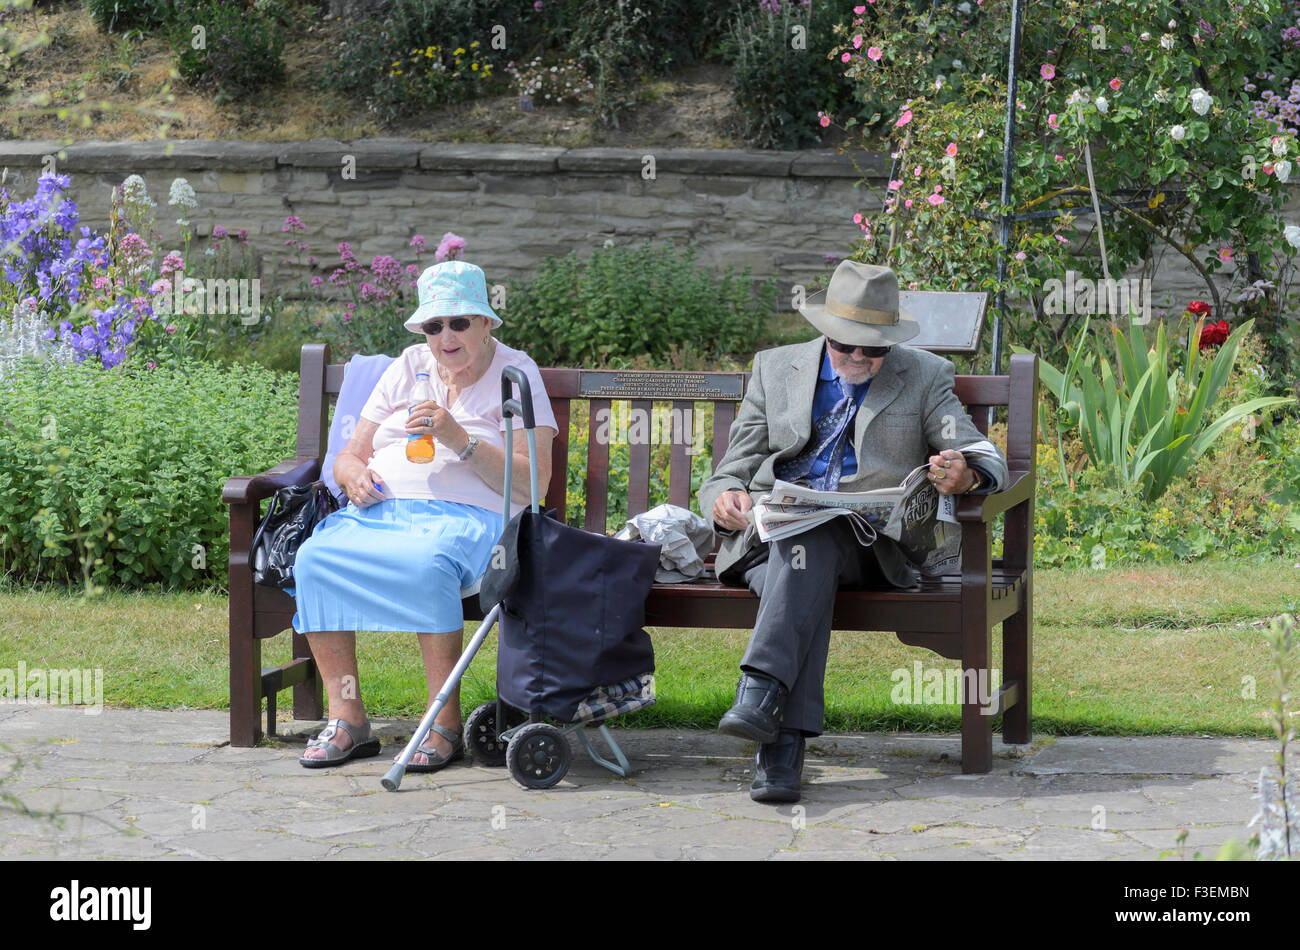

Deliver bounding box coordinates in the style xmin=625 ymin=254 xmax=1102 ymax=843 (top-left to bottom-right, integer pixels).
xmin=739 ymin=518 xmax=895 ymax=736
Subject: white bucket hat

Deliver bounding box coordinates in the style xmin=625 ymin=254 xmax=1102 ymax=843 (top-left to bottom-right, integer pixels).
xmin=403 ymin=261 xmax=502 ymax=333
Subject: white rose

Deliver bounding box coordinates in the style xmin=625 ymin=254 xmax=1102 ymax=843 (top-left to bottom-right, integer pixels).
xmin=1095 ymin=95 xmax=1109 ymax=114
xmin=1154 ymin=88 xmax=1171 ymax=103
xmin=1160 ymin=33 xmax=1175 ymax=50
xmin=1285 ymin=224 xmax=1300 ymax=250
xmin=1189 ymin=87 xmax=1213 ymax=115
xmin=1276 ymin=159 xmax=1292 ymax=183
xmin=1140 ymin=32 xmax=1151 ymax=41
xmin=1169 ymin=124 xmax=1186 ymax=141
xmin=957 ymin=1 xmax=971 ymax=12
xmin=1168 ymin=18 xmax=1177 ymax=28
xmin=1272 ymin=136 xmax=1287 ymax=157
xmin=952 ymin=59 xmax=964 ymax=70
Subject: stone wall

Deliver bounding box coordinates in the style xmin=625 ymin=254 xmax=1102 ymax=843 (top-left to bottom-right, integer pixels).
xmin=2 ymin=138 xmax=1296 ymax=320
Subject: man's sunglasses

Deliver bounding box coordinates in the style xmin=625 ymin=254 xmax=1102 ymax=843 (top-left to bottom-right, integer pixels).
xmin=420 ymin=317 xmax=475 ymax=335
xmin=827 ymin=339 xmax=891 ymax=357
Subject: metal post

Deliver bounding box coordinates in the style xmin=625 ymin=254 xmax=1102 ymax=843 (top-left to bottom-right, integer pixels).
xmin=993 ymin=0 xmax=1025 ymax=384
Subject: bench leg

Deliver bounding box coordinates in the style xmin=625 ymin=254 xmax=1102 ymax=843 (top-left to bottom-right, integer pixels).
xmin=292 ymin=631 xmax=323 ymax=723
xmin=230 ymin=621 xmax=263 ymax=747
xmin=961 ymin=684 xmax=993 ymax=774
xmin=1002 ymin=606 xmax=1032 ymax=745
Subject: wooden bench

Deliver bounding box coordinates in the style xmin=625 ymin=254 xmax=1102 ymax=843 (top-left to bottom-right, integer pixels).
xmin=224 ymin=344 xmax=1038 ymax=773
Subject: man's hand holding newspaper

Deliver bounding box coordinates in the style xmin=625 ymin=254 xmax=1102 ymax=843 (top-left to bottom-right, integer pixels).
xmin=750 ymin=441 xmax=1001 ymax=576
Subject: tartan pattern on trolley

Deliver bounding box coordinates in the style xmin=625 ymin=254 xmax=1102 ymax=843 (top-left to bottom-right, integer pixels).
xmin=571 ymin=673 xmax=657 ymax=724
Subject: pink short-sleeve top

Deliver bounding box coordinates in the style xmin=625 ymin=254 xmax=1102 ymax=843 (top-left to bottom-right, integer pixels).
xmin=358 ymin=341 xmax=558 ymax=516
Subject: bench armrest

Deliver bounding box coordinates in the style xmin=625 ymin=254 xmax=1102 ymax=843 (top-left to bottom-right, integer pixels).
xmin=222 ymin=456 xmax=322 ymax=506
xmin=954 ymin=469 xmax=1032 ymax=523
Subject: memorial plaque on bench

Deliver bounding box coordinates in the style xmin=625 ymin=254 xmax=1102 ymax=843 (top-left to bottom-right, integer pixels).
xmin=577 ymin=371 xmax=745 ymax=401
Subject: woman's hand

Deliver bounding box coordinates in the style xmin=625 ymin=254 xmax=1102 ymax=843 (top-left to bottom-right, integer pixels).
xmin=340 ymin=464 xmax=388 ymax=508
xmin=405 ymin=399 xmax=469 ymax=453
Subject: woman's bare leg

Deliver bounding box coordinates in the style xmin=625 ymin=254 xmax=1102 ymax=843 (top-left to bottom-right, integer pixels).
xmin=301 ymin=630 xmax=366 ymax=759
xmin=411 ymin=628 xmax=465 ymax=761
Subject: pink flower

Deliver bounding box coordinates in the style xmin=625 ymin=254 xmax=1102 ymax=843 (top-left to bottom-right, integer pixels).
xmin=853 ymin=35 xmax=863 ymax=49
xmin=410 ymin=234 xmax=427 ymax=251
xmin=905 ymin=199 xmax=914 ymax=208
xmin=310 ymin=276 xmax=324 ymax=287
xmin=435 ymin=232 xmax=467 ymax=262
xmin=896 ymin=109 xmax=913 ymax=127
xmin=1109 ymin=78 xmax=1121 ymax=90
xmin=913 ymin=165 xmax=922 ymax=176
xmin=150 ymin=279 xmax=170 ymax=294
xmin=534 ymin=0 xmax=543 ymax=10
xmin=160 ymin=252 xmax=184 ymax=276
xmin=1040 ymin=64 xmax=1055 ymax=80
xmin=212 ymin=224 xmax=228 ymax=240
xmin=1056 ymin=234 xmax=1069 ymax=243
xmin=854 ymin=4 xmax=865 ymax=12
xmin=282 ymin=215 xmax=304 ymax=232
xmin=1055 ymin=154 xmax=1065 ymax=162
xmin=1048 ymin=113 xmax=1060 ymax=130
xmin=853 ymin=213 xmax=863 ymax=224
xmin=165 ymin=325 xmax=177 ymax=335
xmin=146 ymin=361 xmax=156 ymax=370
xmin=841 ymin=52 xmax=852 ymax=63
xmin=867 ymin=46 xmax=882 ymax=61
xmin=1015 ymin=251 xmax=1026 ymax=261
xmin=945 ymin=142 xmax=958 ymax=157
xmin=93 ymin=275 xmax=111 ymax=290
xmin=1218 ymin=247 xmax=1234 ymax=263
xmin=927 ymin=193 xmax=944 ymax=206
xmin=236 ymin=229 xmax=248 ymax=244
xmin=819 ymin=113 xmax=830 ymax=128
xmin=933 ymin=184 xmax=942 ymax=193
xmin=888 ymin=179 xmax=902 ymax=190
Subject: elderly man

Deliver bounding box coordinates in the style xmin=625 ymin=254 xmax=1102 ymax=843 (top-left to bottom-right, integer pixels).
xmin=698 ymin=261 xmax=1008 ymax=804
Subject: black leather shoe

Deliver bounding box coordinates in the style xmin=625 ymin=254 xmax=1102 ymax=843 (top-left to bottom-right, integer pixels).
xmin=717 ymin=672 xmax=787 ymax=744
xmin=751 ymin=729 xmax=805 ymax=804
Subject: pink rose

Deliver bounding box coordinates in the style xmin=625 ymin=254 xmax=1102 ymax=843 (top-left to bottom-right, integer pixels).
xmin=1048 ymin=113 xmax=1060 ymax=130
xmin=927 ymin=193 xmax=944 ymax=206
xmin=1109 ymin=78 xmax=1121 ymax=90
xmin=945 ymin=142 xmax=958 ymax=157
xmin=1040 ymin=64 xmax=1055 ymax=80
xmin=896 ymin=109 xmax=913 ymax=127
xmin=867 ymin=46 xmax=882 ymax=61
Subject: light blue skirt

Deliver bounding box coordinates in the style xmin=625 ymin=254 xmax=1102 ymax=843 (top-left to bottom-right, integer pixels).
xmin=290 ymin=499 xmax=501 ymax=634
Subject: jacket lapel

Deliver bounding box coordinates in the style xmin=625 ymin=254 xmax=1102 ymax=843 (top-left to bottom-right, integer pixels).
xmin=783 ymin=338 xmax=823 ymax=450
xmin=852 ymin=353 xmax=905 ymax=458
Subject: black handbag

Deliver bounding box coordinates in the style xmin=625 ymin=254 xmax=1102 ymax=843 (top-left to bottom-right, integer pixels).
xmin=250 ymin=481 xmax=339 ymax=589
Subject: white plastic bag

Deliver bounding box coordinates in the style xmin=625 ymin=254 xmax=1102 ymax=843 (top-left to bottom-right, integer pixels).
xmin=615 ymin=504 xmax=715 ymax=583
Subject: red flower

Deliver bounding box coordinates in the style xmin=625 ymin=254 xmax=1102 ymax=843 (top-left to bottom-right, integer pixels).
xmin=1197 ymin=320 xmax=1230 ymax=350
xmin=1186 ymin=300 xmax=1212 ymax=317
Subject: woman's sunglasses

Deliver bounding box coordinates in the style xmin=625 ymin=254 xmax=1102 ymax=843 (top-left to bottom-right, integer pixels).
xmin=827 ymin=339 xmax=891 ymax=357
xmin=420 ymin=317 xmax=475 ymax=335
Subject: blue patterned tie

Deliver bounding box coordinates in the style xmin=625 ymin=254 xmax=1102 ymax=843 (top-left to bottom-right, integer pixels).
xmin=774 ymin=378 xmax=859 ymax=491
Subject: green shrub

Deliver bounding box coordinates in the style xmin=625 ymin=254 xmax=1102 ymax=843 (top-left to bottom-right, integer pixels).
xmin=170 ymin=0 xmax=286 ymax=101
xmin=86 ymin=0 xmax=175 ymax=33
xmin=727 ymin=1 xmax=853 ymax=149
xmin=497 ymin=241 xmax=778 ymax=367
xmin=324 ymin=0 xmax=520 ymax=124
xmin=0 ymin=359 xmax=297 ymax=590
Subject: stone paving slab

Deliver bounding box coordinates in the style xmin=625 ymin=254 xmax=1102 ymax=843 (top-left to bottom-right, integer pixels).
xmin=0 ymin=706 xmax=1281 ymax=860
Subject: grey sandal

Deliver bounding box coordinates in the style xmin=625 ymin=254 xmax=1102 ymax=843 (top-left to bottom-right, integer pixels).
xmin=403 ymin=723 xmax=464 ymax=773
xmin=299 ymin=718 xmax=381 ymax=769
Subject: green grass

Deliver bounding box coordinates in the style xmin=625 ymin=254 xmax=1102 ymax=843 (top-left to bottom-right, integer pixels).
xmin=1 ymin=557 xmax=1295 ymax=737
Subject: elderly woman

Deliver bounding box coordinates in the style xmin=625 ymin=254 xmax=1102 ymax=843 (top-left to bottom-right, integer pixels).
xmin=293 ymin=260 xmax=557 ymax=771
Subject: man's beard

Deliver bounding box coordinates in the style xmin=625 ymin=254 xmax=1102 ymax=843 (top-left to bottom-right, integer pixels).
xmin=836 ymin=365 xmax=875 ymax=387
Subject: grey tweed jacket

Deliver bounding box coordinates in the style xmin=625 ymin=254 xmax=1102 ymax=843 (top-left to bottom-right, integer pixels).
xmin=698 ymin=338 xmax=1009 ymax=587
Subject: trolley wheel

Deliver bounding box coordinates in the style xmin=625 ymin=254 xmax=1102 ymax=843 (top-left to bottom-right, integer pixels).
xmin=465 ymin=701 xmax=508 ymax=768
xmin=506 ymin=723 xmax=570 ymax=790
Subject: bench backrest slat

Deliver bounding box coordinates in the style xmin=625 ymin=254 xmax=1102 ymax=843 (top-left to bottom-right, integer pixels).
xmin=308 ymin=347 xmax=1036 ymax=534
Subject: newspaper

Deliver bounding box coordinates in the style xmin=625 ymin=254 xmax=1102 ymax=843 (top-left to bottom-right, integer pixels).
xmin=751 ymin=441 xmax=1000 ymax=577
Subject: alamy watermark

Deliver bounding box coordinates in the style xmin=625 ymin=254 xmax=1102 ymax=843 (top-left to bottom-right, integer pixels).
xmin=1042 ymin=269 xmax=1151 ymax=324
xmin=593 ymin=402 xmax=707 ymax=455
xmin=890 ymin=662 xmax=1001 ymax=715
xmin=0 ymin=662 xmax=103 ymax=714
xmin=152 ymin=269 xmax=261 ymax=326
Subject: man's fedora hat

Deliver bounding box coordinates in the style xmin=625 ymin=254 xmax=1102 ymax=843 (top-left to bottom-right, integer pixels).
xmin=798 ymin=261 xmax=920 ymax=346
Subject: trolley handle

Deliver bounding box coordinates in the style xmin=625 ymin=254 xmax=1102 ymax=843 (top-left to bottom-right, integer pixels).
xmin=501 ymin=367 xmax=541 ymax=521
xmin=501 ymin=366 xmax=536 ymax=430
